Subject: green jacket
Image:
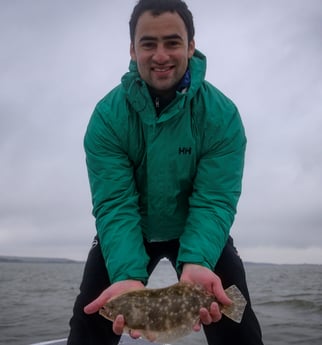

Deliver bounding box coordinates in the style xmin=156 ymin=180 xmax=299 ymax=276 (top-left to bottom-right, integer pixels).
xmin=84 ymin=50 xmax=246 ymax=284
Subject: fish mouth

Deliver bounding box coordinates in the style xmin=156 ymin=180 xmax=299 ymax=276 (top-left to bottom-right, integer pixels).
xmin=99 ymin=306 xmax=114 ymax=321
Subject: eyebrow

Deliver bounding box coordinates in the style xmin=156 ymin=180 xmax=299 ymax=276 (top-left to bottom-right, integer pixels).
xmin=139 ymin=34 xmax=183 ymax=42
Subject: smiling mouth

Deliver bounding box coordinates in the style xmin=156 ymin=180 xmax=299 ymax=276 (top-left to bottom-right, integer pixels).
xmin=152 ymin=66 xmax=174 ymax=73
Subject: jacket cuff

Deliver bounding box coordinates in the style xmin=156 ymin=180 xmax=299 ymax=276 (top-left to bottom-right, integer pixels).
xmin=176 ymin=255 xmax=213 ymax=276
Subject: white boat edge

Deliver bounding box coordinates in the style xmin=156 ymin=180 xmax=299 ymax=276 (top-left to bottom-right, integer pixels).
xmin=28 ymin=339 xmax=67 ymax=345
xmin=28 ymin=335 xmax=170 ymax=345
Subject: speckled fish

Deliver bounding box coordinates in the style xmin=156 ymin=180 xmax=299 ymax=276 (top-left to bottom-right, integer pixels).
xmin=99 ymin=282 xmax=247 ymax=343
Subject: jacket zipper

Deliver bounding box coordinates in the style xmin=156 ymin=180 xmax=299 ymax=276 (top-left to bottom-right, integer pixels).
xmin=155 ymin=97 xmax=161 ymax=117
xmin=155 ymin=97 xmax=160 ymax=109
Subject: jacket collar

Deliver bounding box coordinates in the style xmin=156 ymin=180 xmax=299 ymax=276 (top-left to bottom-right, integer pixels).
xmin=121 ymin=49 xmax=207 ymax=124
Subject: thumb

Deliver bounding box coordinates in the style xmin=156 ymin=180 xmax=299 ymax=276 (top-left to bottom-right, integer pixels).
xmin=212 ymin=281 xmax=232 ymax=307
xmin=218 ymin=290 xmax=232 ymax=307
xmin=84 ymin=290 xmax=111 ymax=315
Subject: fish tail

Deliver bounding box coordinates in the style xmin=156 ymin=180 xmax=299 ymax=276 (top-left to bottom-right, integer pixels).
xmin=221 ymin=285 xmax=247 ymax=323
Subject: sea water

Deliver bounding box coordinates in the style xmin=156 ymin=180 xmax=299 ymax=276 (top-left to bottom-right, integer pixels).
xmin=0 ymin=259 xmax=321 ymax=345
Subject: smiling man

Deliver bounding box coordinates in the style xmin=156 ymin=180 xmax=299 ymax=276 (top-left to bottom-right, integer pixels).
xmin=130 ymin=10 xmax=195 ymax=97
xmin=67 ymin=1 xmax=264 ymax=344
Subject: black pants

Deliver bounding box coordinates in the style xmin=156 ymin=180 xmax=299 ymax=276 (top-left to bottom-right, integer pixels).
xmin=67 ymin=237 xmax=263 ymax=345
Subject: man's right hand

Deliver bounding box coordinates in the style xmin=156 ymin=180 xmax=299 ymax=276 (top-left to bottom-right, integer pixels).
xmin=84 ymin=279 xmax=144 ymax=337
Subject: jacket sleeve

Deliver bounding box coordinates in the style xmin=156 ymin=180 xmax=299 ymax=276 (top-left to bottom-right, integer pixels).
xmin=84 ymin=100 xmax=149 ymax=284
xmin=177 ymin=97 xmax=246 ymax=271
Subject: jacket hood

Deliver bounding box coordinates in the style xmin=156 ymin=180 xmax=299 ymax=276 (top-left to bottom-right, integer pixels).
xmin=121 ymin=50 xmax=207 ymax=123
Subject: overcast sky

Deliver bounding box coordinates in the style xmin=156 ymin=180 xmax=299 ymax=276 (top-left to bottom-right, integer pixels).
xmin=1 ymin=0 xmax=321 ymax=264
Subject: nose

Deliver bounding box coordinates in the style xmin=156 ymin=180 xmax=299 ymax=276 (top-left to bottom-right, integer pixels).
xmin=152 ymin=45 xmax=169 ymax=64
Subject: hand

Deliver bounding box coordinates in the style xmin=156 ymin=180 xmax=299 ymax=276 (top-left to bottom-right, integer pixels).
xmin=84 ymin=280 xmax=144 ymax=337
xmin=180 ymin=264 xmax=232 ymax=329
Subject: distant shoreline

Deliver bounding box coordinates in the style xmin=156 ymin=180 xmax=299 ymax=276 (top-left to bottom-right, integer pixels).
xmin=0 ymin=255 xmax=320 ymax=266
xmin=0 ymin=255 xmax=83 ymax=264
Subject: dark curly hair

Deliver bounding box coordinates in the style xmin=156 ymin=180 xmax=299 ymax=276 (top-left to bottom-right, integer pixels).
xmin=129 ymin=0 xmax=195 ymax=43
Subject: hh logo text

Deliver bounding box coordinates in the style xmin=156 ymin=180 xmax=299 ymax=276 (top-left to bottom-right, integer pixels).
xmin=178 ymin=147 xmax=192 ymax=155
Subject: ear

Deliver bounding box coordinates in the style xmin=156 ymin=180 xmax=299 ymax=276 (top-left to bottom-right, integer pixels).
xmin=188 ymin=39 xmax=195 ymax=58
xmin=130 ymin=43 xmax=137 ymax=61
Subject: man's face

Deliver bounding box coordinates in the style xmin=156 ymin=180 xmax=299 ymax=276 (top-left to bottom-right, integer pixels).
xmin=130 ymin=11 xmax=195 ymax=96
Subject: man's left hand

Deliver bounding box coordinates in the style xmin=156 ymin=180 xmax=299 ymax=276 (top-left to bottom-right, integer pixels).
xmin=180 ymin=263 xmax=232 ymax=327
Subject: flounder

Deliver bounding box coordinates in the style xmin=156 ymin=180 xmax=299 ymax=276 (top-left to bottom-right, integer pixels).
xmin=99 ymin=282 xmax=247 ymax=343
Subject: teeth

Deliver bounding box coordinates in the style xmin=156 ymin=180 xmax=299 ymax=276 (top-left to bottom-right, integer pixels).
xmin=154 ymin=67 xmax=170 ymax=72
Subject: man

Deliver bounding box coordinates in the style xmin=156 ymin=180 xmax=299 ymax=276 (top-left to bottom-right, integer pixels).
xmin=68 ymin=0 xmax=264 ymax=344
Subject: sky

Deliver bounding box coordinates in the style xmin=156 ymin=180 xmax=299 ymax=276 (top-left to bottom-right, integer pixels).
xmin=1 ymin=0 xmax=321 ymax=264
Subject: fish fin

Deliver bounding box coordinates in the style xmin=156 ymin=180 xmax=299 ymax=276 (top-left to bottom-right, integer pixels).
xmin=222 ymin=285 xmax=247 ymax=323
xmin=140 ymin=330 xmax=158 ymax=342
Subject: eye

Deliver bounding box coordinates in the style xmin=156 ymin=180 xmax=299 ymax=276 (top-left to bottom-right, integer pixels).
xmin=141 ymin=41 xmax=156 ymax=50
xmin=166 ymin=40 xmax=181 ymax=49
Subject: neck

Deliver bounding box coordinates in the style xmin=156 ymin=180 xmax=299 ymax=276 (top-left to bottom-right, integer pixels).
xmin=147 ymin=69 xmax=190 ymax=115
xmin=148 ymin=85 xmax=177 ymax=101
xmin=148 ymin=87 xmax=176 ymax=116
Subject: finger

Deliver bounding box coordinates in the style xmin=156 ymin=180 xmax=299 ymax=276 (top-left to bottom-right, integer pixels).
xmin=129 ymin=329 xmax=142 ymax=339
xmin=209 ymin=302 xmax=222 ymax=322
xmin=113 ymin=315 xmax=125 ymax=335
xmin=199 ymin=307 xmax=213 ymax=325
xmin=193 ymin=320 xmax=202 ymax=332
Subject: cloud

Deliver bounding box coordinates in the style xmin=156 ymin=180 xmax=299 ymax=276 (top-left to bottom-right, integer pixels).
xmin=0 ymin=0 xmax=321 ymax=263
xmin=192 ymin=0 xmax=322 ymax=256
